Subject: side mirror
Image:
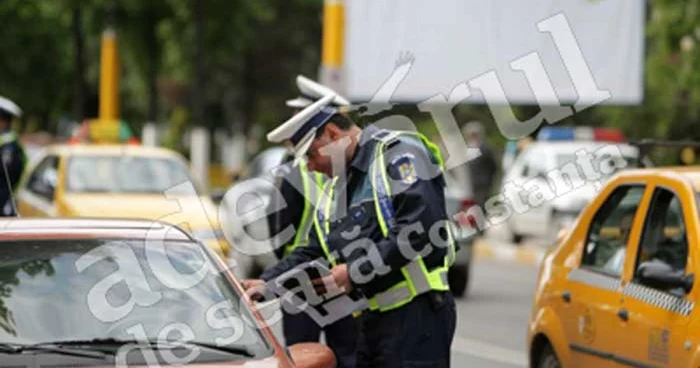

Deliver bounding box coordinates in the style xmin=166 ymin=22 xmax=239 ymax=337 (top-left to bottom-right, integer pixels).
xmin=637 ymin=261 xmax=694 ymax=294
xmin=210 ymin=189 xmax=226 ymax=204
xmin=288 ymin=343 xmax=336 ymax=368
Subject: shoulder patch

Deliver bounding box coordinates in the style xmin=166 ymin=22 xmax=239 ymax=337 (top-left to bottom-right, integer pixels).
xmin=392 ymin=154 xmax=418 ymax=185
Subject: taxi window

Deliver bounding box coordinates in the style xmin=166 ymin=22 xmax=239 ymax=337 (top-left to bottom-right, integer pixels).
xmin=581 ymin=185 xmax=645 ymax=277
xmin=634 ymin=189 xmax=688 ymax=278
xmin=65 ymin=155 xmax=200 ymax=195
xmin=27 ymin=155 xmax=59 ymax=201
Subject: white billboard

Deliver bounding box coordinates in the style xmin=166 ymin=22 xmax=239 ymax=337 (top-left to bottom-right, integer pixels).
xmin=343 ymin=0 xmax=645 ymax=106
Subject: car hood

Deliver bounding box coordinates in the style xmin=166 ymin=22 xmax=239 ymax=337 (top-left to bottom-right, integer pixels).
xmin=60 ymin=193 xmax=223 ymax=230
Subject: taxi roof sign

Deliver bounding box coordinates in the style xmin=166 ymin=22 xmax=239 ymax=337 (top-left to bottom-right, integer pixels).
xmin=75 ymin=119 xmax=136 ymax=144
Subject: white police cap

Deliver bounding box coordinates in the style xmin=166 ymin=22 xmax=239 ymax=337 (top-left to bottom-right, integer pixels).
xmin=0 ymin=96 xmax=22 ymax=118
xmin=285 ymin=96 xmax=313 ymax=109
xmin=268 ymin=94 xmax=337 ymax=158
xmin=286 ymin=75 xmax=350 ymax=109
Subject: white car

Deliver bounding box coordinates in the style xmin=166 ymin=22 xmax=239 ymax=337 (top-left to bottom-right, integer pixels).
xmin=501 ymin=127 xmax=641 ymax=243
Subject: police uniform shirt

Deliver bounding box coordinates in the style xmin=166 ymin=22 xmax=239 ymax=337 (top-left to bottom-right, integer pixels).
xmin=261 ymin=125 xmax=450 ymax=299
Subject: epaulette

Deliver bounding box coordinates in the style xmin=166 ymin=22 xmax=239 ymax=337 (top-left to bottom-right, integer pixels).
xmin=371 ymin=129 xmax=402 ymax=148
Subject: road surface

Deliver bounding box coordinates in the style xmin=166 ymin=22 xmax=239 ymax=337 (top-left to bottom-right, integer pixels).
xmin=450 ymin=257 xmax=537 ymax=367
xmin=255 ymin=233 xmax=541 ymax=367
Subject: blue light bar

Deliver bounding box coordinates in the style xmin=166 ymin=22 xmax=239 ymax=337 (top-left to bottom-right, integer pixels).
xmin=537 ymin=127 xmax=575 ymax=141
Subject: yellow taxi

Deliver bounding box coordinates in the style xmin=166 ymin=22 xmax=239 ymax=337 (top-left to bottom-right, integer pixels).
xmin=14 ymin=143 xmax=231 ymax=259
xmin=528 ymin=166 xmax=700 ymax=368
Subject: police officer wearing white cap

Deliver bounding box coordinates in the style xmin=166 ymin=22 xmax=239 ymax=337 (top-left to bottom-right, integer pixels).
xmin=246 ymin=93 xmax=457 ymax=367
xmin=263 ymin=80 xmax=358 ymax=368
xmin=0 ymin=96 xmax=26 ymax=216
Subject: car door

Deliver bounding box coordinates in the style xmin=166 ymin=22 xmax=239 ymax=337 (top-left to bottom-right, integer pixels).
xmin=558 ymin=184 xmax=648 ymax=367
xmin=520 ymin=149 xmax=554 ymax=237
xmin=614 ymin=183 xmax=695 ymax=367
xmin=506 ymin=147 xmax=547 ymax=236
xmin=17 ymin=155 xmax=60 ymax=217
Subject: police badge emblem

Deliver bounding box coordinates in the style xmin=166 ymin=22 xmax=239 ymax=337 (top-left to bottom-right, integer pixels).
xmin=398 ymin=161 xmax=417 ymax=185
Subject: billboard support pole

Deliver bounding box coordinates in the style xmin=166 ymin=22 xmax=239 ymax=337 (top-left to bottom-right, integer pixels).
xmin=319 ymin=0 xmax=345 ymax=94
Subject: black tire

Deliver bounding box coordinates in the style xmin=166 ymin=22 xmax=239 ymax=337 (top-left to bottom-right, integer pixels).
xmin=537 ymin=344 xmax=561 ymax=368
xmin=511 ymin=232 xmax=524 ymax=245
xmin=507 ymin=220 xmax=524 ymax=244
xmin=448 ymin=264 xmax=470 ymax=298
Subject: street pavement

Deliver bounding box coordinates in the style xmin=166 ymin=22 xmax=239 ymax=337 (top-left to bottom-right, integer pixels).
xmin=450 ymin=256 xmax=537 ymax=367
xmin=254 ymin=227 xmax=544 ymax=368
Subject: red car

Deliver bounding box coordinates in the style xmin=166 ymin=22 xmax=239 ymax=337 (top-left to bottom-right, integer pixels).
xmin=0 ymin=218 xmax=335 ymax=367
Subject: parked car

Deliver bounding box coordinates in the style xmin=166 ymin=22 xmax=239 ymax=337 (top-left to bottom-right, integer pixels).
xmin=501 ymin=127 xmax=641 ymax=243
xmin=0 ymin=217 xmax=335 ymax=367
xmin=14 ymin=143 xmax=232 ymax=260
xmin=528 ymin=166 xmax=700 ymax=367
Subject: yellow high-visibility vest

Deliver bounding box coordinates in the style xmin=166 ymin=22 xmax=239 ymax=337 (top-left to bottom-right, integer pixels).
xmin=313 ymin=130 xmax=456 ymax=313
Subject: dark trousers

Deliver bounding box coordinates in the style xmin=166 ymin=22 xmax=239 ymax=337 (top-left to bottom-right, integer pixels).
xmin=282 ymin=309 xmax=358 ymax=368
xmin=356 ymin=291 xmax=457 ymax=368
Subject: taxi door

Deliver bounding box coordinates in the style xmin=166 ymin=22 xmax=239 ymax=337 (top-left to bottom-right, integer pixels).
xmin=614 ymin=180 xmax=696 ymax=367
xmin=16 ymin=154 xmax=62 ymax=217
xmin=557 ymin=183 xmax=649 ymax=367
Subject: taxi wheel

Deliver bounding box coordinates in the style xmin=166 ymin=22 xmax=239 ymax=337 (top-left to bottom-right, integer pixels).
xmin=537 ymin=344 xmax=561 ymax=368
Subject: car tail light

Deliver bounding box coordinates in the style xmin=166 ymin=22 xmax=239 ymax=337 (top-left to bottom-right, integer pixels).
xmin=593 ymin=128 xmax=626 ymax=142
xmin=457 ymin=199 xmax=479 ymax=228
xmin=461 ymin=199 xmax=476 ymax=210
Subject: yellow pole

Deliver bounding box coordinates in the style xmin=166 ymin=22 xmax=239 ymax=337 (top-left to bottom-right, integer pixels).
xmin=322 ymin=0 xmax=344 ymax=68
xmin=320 ymin=0 xmax=344 ymax=88
xmin=99 ymin=29 xmax=119 ymax=121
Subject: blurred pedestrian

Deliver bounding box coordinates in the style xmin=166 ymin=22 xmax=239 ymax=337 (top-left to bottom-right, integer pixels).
xmin=0 ymin=96 xmax=26 ymax=217
xmin=462 ymin=121 xmax=498 ymax=209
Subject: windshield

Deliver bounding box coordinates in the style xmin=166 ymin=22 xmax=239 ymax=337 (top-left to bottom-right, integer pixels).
xmin=0 ymin=239 xmax=272 ymax=360
xmin=66 ymin=155 xmax=200 ymax=195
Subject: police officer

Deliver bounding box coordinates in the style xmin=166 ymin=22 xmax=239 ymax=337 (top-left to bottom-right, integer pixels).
xmin=0 ymin=96 xmax=26 ymax=217
xmin=245 ymin=94 xmax=457 ymax=367
xmin=263 ymin=78 xmax=358 ymax=368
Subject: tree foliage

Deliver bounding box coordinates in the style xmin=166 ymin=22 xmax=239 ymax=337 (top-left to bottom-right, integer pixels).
xmin=0 ymin=0 xmax=322 ymax=145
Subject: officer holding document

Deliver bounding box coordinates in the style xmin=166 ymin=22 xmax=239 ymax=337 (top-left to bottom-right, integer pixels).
xmin=245 ymin=91 xmax=457 ymax=367
xmin=263 ymin=76 xmax=358 ymax=367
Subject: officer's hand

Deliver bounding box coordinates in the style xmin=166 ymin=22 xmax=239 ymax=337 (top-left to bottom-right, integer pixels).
xmin=242 ymin=279 xmax=265 ymax=301
xmin=312 ymin=264 xmax=352 ymax=295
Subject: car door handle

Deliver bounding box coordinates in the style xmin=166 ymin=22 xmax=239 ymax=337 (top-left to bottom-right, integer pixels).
xmin=561 ymin=291 xmax=571 ymax=303
xmin=617 ymin=308 xmax=629 ymax=322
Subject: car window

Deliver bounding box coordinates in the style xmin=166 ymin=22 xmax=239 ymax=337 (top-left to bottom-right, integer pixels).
xmin=27 ymin=155 xmax=59 ymax=201
xmin=65 ymin=155 xmax=199 ymax=195
xmin=0 ymin=239 xmax=273 ymax=363
xmin=634 ymin=189 xmax=689 ymax=283
xmin=581 ymin=185 xmax=645 ymax=276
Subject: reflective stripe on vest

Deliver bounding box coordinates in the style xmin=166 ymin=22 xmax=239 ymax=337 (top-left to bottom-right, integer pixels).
xmin=314 ymin=129 xmax=457 ymax=313
xmin=283 ymin=161 xmax=324 ymax=257
xmin=365 ymin=130 xmax=456 ymax=312
xmin=314 ymin=176 xmax=339 ymax=266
